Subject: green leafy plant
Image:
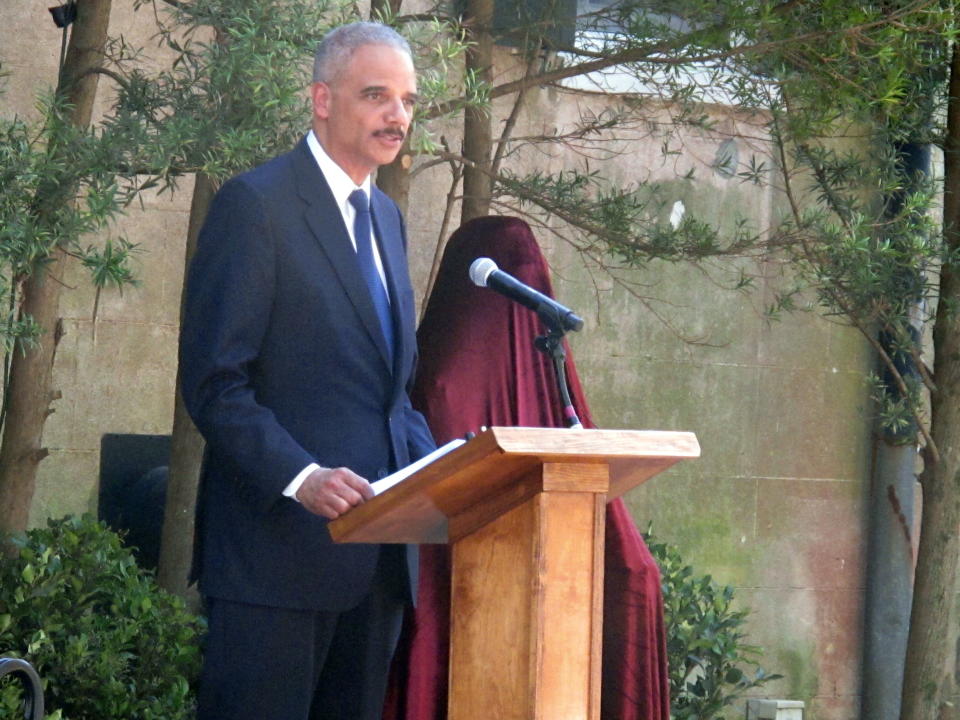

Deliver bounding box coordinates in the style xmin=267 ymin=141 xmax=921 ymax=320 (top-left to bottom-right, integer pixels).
xmin=646 ymin=532 xmax=780 ymax=720
xmin=0 ymin=515 xmax=203 ymax=720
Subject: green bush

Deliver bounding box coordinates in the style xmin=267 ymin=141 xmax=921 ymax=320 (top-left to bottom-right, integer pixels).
xmin=0 ymin=514 xmax=203 ymax=720
xmin=646 ymin=533 xmax=781 ymax=720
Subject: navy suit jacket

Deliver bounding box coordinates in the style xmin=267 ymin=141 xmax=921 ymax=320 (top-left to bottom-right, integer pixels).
xmin=180 ymin=138 xmax=436 ymax=611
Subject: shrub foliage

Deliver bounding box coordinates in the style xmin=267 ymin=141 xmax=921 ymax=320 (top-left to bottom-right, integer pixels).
xmin=647 ymin=533 xmax=780 ymax=719
xmin=0 ymin=515 xmax=203 ymax=720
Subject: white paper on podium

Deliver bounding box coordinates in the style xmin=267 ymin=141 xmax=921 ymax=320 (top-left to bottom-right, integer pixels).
xmin=372 ymin=438 xmax=466 ymax=496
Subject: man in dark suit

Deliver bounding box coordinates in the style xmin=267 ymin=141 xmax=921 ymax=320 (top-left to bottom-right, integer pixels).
xmin=179 ymin=21 xmax=436 ymax=720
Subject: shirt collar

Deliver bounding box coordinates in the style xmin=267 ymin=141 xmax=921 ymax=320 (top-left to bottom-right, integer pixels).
xmin=306 ymin=130 xmax=372 ymax=210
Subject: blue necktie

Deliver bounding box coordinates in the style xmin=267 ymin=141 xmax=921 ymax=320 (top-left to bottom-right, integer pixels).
xmin=348 ymin=189 xmax=394 ymax=362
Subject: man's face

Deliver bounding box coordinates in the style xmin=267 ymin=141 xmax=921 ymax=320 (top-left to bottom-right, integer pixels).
xmin=311 ymin=44 xmax=417 ymax=185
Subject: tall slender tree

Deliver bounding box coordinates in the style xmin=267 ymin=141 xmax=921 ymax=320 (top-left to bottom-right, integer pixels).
xmin=0 ymin=0 xmax=142 ymax=539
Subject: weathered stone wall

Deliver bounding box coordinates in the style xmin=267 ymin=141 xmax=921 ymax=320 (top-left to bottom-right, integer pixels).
xmin=1 ymin=4 xmax=875 ymax=718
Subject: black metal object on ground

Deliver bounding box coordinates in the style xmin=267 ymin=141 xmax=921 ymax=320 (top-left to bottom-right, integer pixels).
xmin=0 ymin=656 xmax=44 ymax=720
xmin=98 ymin=433 xmax=171 ymax=569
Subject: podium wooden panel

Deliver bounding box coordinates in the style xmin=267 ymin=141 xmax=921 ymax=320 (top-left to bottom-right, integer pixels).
xmin=330 ymin=427 xmax=699 ymax=720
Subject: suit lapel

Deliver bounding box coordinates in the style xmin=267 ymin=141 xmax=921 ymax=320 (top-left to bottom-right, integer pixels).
xmin=291 ymin=139 xmax=393 ymax=371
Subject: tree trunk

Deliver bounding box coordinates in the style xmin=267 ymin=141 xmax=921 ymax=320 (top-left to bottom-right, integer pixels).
xmin=0 ymin=0 xmax=112 ymax=539
xmin=377 ymin=150 xmax=413 ymax=217
xmin=0 ymin=257 xmax=67 ymax=537
xmin=156 ymin=172 xmax=216 ymax=604
xmin=460 ymin=0 xmax=495 ymax=223
xmin=901 ymin=453 xmax=960 ymax=720
xmin=59 ymin=0 xmax=113 ymax=126
xmin=900 ymin=39 xmax=960 ymax=720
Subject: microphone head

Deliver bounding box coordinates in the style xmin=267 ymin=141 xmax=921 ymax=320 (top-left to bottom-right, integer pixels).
xmin=469 ymin=257 xmax=498 ymax=287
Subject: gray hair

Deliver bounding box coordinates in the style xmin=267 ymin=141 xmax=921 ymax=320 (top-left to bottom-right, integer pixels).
xmin=312 ymin=22 xmax=412 ymax=84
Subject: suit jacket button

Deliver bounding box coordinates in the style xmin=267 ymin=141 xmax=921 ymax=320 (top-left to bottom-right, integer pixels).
xmin=377 ymin=468 xmax=388 ymax=479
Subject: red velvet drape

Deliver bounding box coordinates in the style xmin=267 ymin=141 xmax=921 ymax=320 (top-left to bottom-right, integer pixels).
xmin=384 ymin=216 xmax=669 ymax=720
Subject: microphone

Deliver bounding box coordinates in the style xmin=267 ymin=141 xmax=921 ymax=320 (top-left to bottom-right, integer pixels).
xmin=469 ymin=257 xmax=584 ymax=333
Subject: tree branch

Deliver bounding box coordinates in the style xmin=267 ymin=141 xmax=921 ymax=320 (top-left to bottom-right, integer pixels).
xmin=491 ymin=51 xmax=539 ymax=177
xmin=427 ymin=0 xmax=941 ymax=120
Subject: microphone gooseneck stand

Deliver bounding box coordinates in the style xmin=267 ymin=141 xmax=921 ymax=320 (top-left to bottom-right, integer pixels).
xmin=534 ymin=323 xmax=583 ymax=430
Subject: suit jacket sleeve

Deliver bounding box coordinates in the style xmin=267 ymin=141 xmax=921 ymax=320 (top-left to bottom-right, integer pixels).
xmin=180 ymin=177 xmax=315 ymax=505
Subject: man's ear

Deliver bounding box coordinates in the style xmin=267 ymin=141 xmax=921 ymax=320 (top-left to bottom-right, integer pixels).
xmin=311 ymin=82 xmax=331 ymax=120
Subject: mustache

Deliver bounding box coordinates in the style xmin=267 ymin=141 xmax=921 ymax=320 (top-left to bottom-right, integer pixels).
xmin=374 ymin=127 xmax=406 ymax=141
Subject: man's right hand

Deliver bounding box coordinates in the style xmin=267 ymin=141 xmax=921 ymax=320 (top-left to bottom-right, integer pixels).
xmin=295 ymin=467 xmax=374 ymax=519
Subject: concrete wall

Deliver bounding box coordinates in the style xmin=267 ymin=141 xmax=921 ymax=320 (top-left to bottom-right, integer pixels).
xmin=1 ymin=4 xmax=876 ymax=718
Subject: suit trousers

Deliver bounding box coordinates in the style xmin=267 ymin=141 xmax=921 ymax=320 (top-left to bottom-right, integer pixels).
xmin=196 ymin=545 xmax=408 ymax=720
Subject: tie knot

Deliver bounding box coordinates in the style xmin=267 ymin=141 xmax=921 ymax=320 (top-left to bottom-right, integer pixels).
xmin=349 ymin=189 xmax=369 ymax=215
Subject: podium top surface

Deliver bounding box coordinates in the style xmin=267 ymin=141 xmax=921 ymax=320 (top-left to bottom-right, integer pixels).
xmin=329 ymin=426 xmax=699 ymax=544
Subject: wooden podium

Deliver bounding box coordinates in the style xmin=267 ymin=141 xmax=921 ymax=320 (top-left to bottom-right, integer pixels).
xmin=329 ymin=427 xmax=699 ymax=720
